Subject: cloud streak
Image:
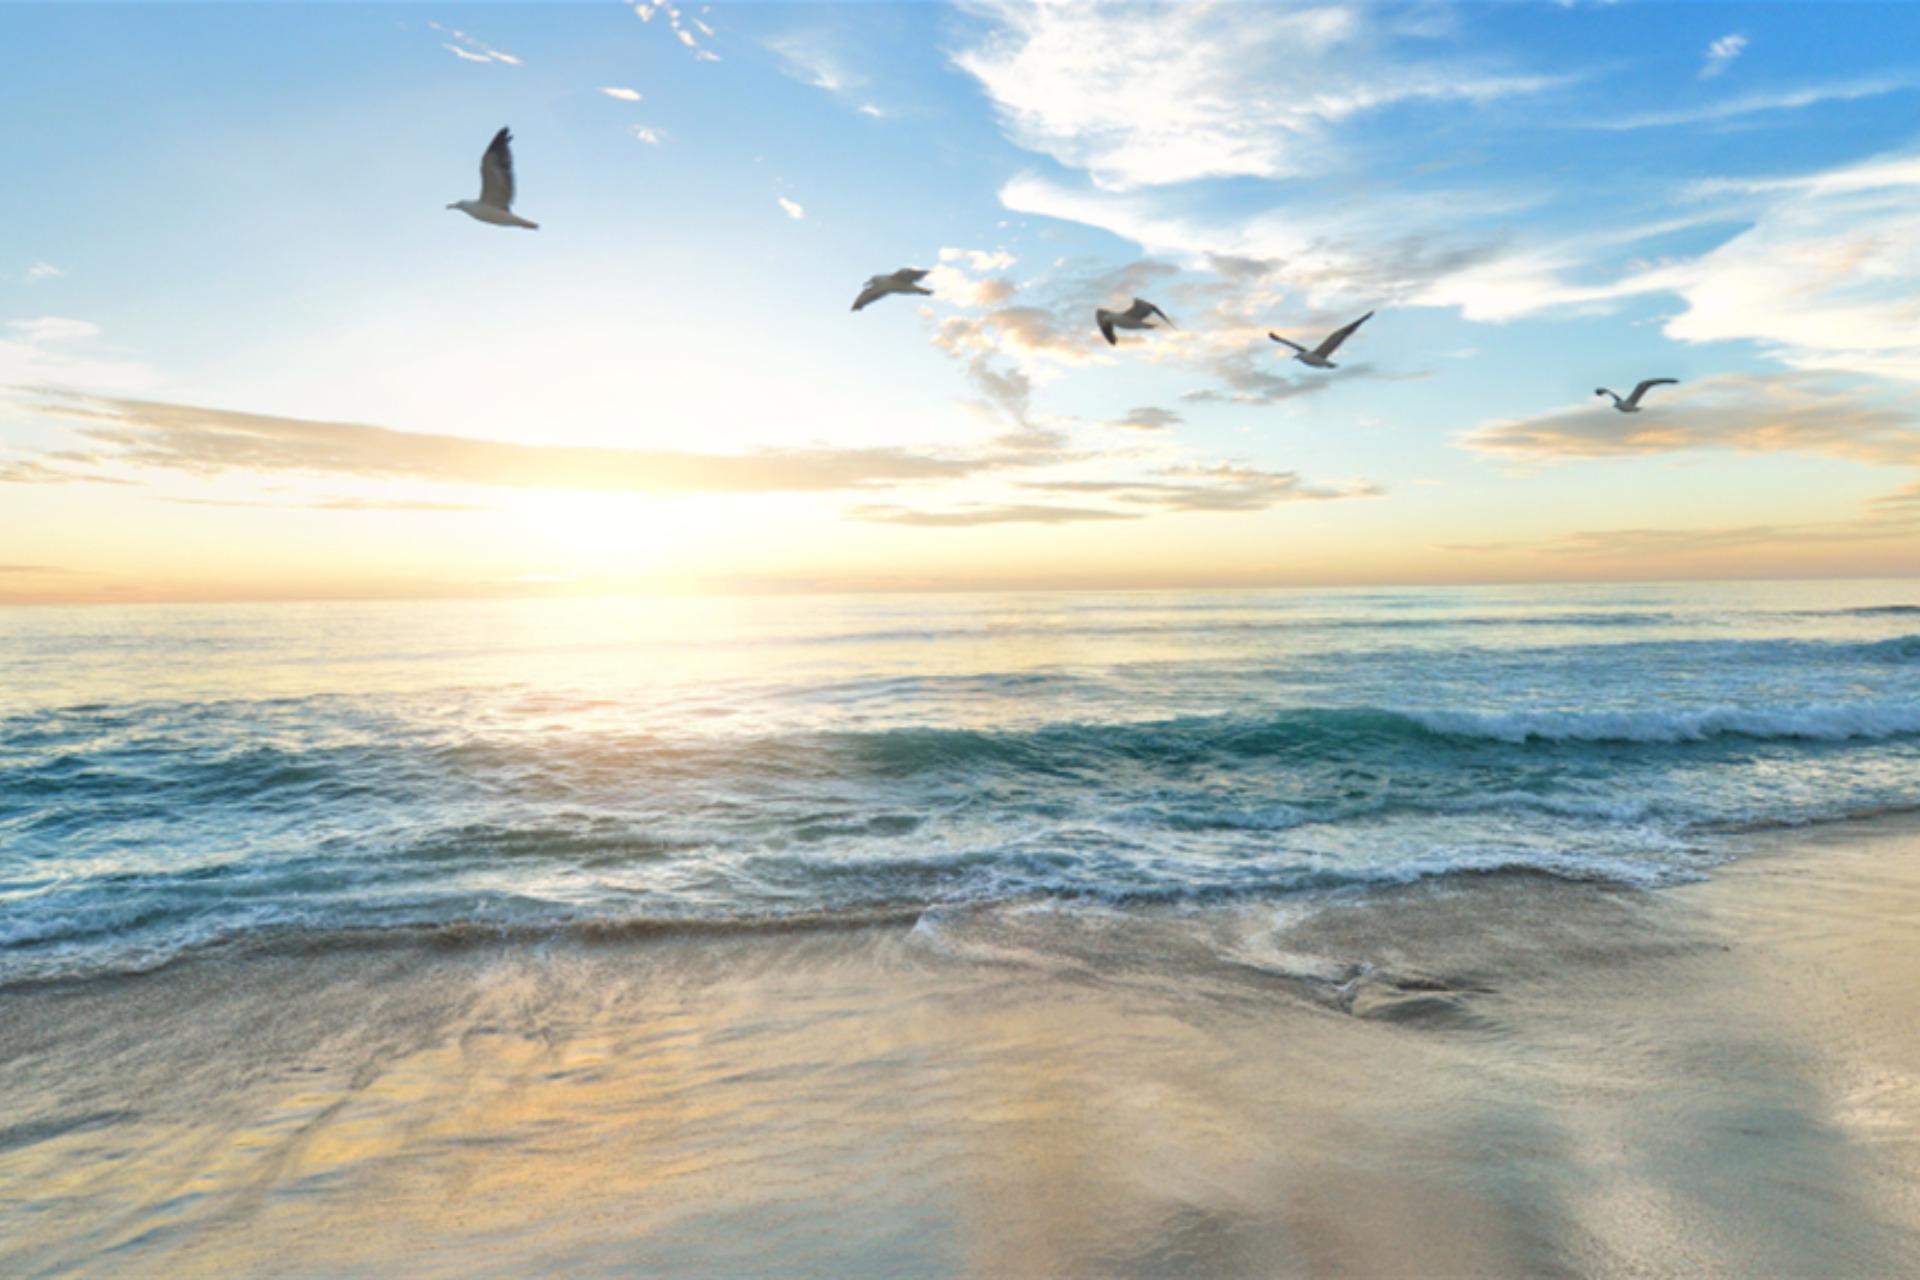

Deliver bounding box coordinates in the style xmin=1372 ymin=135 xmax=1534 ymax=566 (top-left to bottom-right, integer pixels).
xmin=1701 ymin=34 xmax=1747 ymax=80
xmin=1463 ymin=372 xmax=1920 ymax=467
xmin=19 ymin=392 xmax=987 ymax=495
xmin=1022 ymin=463 xmax=1381 ymax=512
xmin=848 ymin=501 xmax=1139 ymax=527
xmin=430 ymin=24 xmax=522 ymax=66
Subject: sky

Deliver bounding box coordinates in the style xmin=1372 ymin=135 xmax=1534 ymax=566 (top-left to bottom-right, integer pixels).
xmin=4 ymin=0 xmax=1920 ymax=603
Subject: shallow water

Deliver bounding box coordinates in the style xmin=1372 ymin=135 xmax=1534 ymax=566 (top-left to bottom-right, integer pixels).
xmin=6 ymin=857 xmax=1918 ymax=1279
xmin=4 ymin=582 xmax=1919 ymax=984
xmin=6 ymin=582 xmax=1920 ymax=1275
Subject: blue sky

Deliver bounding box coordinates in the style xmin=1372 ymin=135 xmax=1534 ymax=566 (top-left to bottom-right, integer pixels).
xmin=4 ymin=2 xmax=1920 ymax=601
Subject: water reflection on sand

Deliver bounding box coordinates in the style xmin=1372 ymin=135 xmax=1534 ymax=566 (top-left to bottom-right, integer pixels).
xmin=7 ymin=824 xmax=1920 ymax=1278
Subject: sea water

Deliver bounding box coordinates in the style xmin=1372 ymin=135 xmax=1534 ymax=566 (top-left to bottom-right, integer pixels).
xmin=5 ymin=580 xmax=1918 ymax=986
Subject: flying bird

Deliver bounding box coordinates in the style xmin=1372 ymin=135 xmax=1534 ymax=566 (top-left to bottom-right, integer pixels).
xmin=447 ymin=128 xmax=538 ymax=229
xmin=1096 ymin=297 xmax=1175 ymax=346
xmin=852 ymin=268 xmax=931 ymax=311
xmin=1596 ymin=379 xmax=1678 ymax=412
xmin=1269 ymin=311 xmax=1373 ymax=369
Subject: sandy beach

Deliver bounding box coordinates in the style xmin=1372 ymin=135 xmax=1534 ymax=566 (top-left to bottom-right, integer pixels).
xmin=6 ymin=813 xmax=1919 ymax=1278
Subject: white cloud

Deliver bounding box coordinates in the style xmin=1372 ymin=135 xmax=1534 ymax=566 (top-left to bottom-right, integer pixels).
xmin=1593 ymin=76 xmax=1920 ymax=130
xmin=940 ymin=247 xmax=1019 ymax=272
xmin=431 ymin=24 xmax=521 ymax=66
xmin=955 ymin=0 xmax=1560 ymax=191
xmin=778 ymin=196 xmax=805 ymax=221
xmin=1701 ymin=33 xmax=1747 ymax=80
xmin=0 ymin=319 xmax=158 ymax=396
xmin=925 ymin=266 xmax=1018 ymax=310
xmin=1648 ymin=150 xmax=1920 ymax=381
xmin=601 ymin=87 xmax=643 ymax=102
xmin=9 ymin=317 xmax=99 ymax=342
xmin=634 ymin=126 xmax=663 ymax=145
xmin=999 ymin=173 xmax=1567 ymax=321
xmin=768 ymin=33 xmax=859 ymax=93
xmin=26 ymin=261 xmax=60 ymax=281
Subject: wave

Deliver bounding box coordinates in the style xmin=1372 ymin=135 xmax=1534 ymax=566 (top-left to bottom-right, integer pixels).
xmin=1857 ymin=634 xmax=1920 ymax=664
xmin=0 ymin=846 xmax=1702 ymax=990
xmin=1410 ymin=700 xmax=1920 ymax=745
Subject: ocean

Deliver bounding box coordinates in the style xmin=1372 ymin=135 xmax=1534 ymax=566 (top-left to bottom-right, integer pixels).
xmin=7 ymin=581 xmax=1920 ymax=1277
xmin=5 ymin=582 xmax=1918 ymax=985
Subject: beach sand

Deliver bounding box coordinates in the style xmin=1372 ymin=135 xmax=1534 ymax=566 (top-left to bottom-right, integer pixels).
xmin=6 ymin=818 xmax=1920 ymax=1278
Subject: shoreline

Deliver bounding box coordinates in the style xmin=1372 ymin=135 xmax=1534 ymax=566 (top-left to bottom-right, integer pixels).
xmin=5 ymin=814 xmax=1920 ymax=1277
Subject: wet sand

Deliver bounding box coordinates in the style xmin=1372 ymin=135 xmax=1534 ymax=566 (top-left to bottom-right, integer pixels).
xmin=5 ymin=819 xmax=1920 ymax=1278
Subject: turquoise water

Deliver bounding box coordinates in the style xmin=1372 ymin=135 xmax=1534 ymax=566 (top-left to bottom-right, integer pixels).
xmin=5 ymin=581 xmax=1919 ymax=984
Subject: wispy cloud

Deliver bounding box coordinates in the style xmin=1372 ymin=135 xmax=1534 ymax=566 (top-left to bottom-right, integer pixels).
xmin=8 ymin=317 xmax=99 ymax=343
xmin=0 ymin=564 xmax=89 ymax=577
xmin=848 ymin=501 xmax=1139 ymax=527
xmin=1022 ymin=463 xmax=1380 ymax=512
xmin=633 ymin=126 xmax=663 ymax=146
xmin=1463 ymin=372 xmax=1920 ymax=467
xmin=430 ymin=23 xmax=521 ymax=66
xmin=1701 ymin=33 xmax=1747 ymax=80
xmin=1641 ymin=151 xmax=1920 ymax=382
xmin=0 ymin=318 xmax=158 ymax=393
xmin=0 ymin=455 xmax=139 ymax=486
xmin=940 ymin=248 xmax=1018 ymax=273
xmin=1109 ymin=407 xmax=1182 ymax=432
xmin=25 ymin=261 xmax=60 ymax=281
xmin=1594 ymin=75 xmax=1920 ymax=130
xmin=17 ymin=393 xmax=988 ymax=495
xmin=767 ymin=31 xmax=861 ymax=93
xmin=956 ymin=1 xmax=1562 ymax=191
xmin=162 ymin=495 xmax=491 ymax=513
xmin=601 ymin=87 xmax=643 ymax=102
xmin=636 ymin=2 xmax=721 ymax=61
xmin=778 ymin=196 xmax=805 ymax=220
xmin=848 ymin=460 xmax=1376 ymax=526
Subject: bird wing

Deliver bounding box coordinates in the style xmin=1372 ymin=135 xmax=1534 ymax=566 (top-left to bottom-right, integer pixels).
xmin=1121 ymin=298 xmax=1166 ymax=326
xmin=1627 ymin=378 xmax=1678 ymax=405
xmin=1097 ymin=311 xmax=1117 ymax=345
xmin=1268 ymin=333 xmax=1306 ymax=354
xmin=479 ymin=128 xmax=516 ymax=210
xmin=897 ymin=268 xmax=929 ymax=284
xmin=1316 ymin=310 xmax=1374 ymax=357
xmin=852 ymin=281 xmax=887 ymax=311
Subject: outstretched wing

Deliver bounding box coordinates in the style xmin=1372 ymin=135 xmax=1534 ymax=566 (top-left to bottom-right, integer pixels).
xmin=1097 ymin=311 xmax=1117 ymax=345
xmin=1136 ymin=298 xmax=1176 ymax=329
xmin=1316 ymin=310 xmax=1373 ymax=357
xmin=896 ymin=268 xmax=930 ymax=285
xmin=1628 ymin=377 xmax=1678 ymax=405
xmin=1269 ymin=332 xmax=1307 ymax=354
xmin=479 ymin=128 xmax=516 ymax=210
xmin=852 ymin=280 xmax=887 ymax=311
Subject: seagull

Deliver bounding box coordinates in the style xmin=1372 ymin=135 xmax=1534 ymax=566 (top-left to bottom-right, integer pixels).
xmin=1596 ymin=379 xmax=1678 ymax=413
xmin=1096 ymin=297 xmax=1175 ymax=346
xmin=852 ymin=268 xmax=932 ymax=311
xmin=448 ymin=128 xmax=538 ymax=229
xmin=1269 ymin=311 xmax=1373 ymax=369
